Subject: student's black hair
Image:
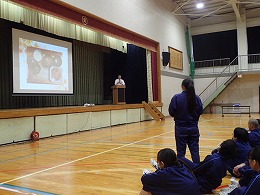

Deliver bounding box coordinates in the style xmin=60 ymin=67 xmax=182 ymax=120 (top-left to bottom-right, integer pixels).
xmin=157 ymin=148 xmax=180 ymax=167
xmin=248 ymin=146 xmax=260 ymax=163
xmin=219 ymin=139 xmax=237 ymax=160
xmin=234 ymin=127 xmax=249 ymax=142
xmin=182 ymin=78 xmax=197 ymax=113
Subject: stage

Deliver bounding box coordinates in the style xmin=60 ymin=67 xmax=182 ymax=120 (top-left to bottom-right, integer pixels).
xmin=0 ymin=102 xmax=163 ymax=145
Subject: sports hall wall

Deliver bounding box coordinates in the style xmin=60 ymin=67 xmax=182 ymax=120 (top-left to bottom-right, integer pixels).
xmin=60 ymin=0 xmax=191 ymax=115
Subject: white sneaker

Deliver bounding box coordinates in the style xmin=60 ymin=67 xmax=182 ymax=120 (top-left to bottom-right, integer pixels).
xmin=219 ymin=177 xmax=238 ymax=195
xmin=143 ymin=169 xmax=151 ymax=174
xmin=150 ymin=158 xmax=158 ymax=169
xmin=230 ymin=177 xmax=239 ymax=186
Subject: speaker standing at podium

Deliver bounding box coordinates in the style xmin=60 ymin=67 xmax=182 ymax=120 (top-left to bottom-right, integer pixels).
xmin=112 ymin=75 xmax=126 ymax=104
xmin=115 ymin=75 xmax=125 ymax=85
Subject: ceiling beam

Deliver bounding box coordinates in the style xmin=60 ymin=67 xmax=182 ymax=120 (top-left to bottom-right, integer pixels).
xmin=193 ymin=3 xmax=229 ymax=23
xmin=172 ymin=0 xmax=191 ymax=14
xmin=229 ymin=0 xmax=242 ymax=21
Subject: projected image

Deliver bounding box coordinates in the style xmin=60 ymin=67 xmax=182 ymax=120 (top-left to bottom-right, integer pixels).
xmin=25 ymin=46 xmax=64 ymax=84
xmin=13 ymin=29 xmax=73 ymax=94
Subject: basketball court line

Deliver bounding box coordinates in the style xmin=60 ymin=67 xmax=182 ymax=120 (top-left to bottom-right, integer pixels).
xmin=0 ymin=131 xmax=173 ymax=185
xmin=0 ymin=183 xmax=58 ymax=195
xmin=0 ymin=121 xmax=167 ymax=165
xmin=0 ymin=116 xmax=221 ymax=194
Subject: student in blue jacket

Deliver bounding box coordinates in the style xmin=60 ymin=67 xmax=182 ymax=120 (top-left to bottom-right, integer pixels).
xmin=232 ymin=120 xmax=260 ymax=180
xmin=168 ymin=78 xmax=203 ymax=163
xmin=139 ymin=148 xmax=200 ymax=195
xmin=229 ymin=146 xmax=260 ymax=195
xmin=248 ymin=119 xmax=260 ymax=147
xmin=180 ymin=139 xmax=237 ymax=194
xmin=217 ymin=127 xmax=251 ymax=177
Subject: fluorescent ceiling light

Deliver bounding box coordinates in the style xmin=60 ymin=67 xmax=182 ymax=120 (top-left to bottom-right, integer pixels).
xmin=196 ymin=3 xmax=204 ymax=9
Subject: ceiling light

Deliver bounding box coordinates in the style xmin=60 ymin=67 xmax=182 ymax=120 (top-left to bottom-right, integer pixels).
xmin=196 ymin=3 xmax=204 ymax=9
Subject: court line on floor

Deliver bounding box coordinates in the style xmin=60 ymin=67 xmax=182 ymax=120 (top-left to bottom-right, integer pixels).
xmin=0 ymin=116 xmax=220 ymax=186
xmin=0 ymin=131 xmax=173 ymax=185
xmin=0 ymin=184 xmax=57 ymax=195
xmin=0 ymin=121 xmax=167 ymax=164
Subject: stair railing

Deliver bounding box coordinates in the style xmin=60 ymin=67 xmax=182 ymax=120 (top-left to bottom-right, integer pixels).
xmin=198 ymin=56 xmax=239 ymax=105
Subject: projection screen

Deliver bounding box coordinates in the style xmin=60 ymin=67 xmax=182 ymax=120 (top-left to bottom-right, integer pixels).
xmin=12 ymin=28 xmax=73 ymax=94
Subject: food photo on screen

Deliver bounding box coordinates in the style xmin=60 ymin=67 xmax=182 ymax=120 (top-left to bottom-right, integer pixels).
xmin=26 ymin=46 xmax=64 ymax=84
xmin=12 ymin=28 xmax=73 ymax=94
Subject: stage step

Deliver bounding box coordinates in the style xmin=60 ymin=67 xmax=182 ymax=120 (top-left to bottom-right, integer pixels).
xmin=142 ymin=101 xmax=165 ymax=121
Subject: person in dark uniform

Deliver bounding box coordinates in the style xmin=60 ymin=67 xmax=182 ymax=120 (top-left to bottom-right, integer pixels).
xmin=228 ymin=128 xmax=252 ymax=177
xmin=168 ymin=78 xmax=203 ymax=163
xmin=212 ymin=127 xmax=251 ymax=177
xmin=139 ymin=148 xmax=200 ymax=195
xmin=180 ymin=139 xmax=237 ymax=194
xmin=232 ymin=119 xmax=260 ymax=180
xmin=248 ymin=119 xmax=260 ymax=147
xmin=229 ymin=146 xmax=260 ymax=195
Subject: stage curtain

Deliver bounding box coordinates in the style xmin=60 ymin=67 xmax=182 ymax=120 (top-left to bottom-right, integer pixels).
xmin=0 ymin=0 xmax=127 ymax=53
xmin=151 ymin=51 xmax=158 ymax=101
xmin=146 ymin=50 xmax=153 ymax=102
xmin=0 ymin=18 xmax=104 ymax=109
xmin=125 ymin=44 xmax=148 ymax=104
xmin=0 ymin=19 xmax=12 ymax=109
xmin=73 ymin=40 xmax=104 ymax=105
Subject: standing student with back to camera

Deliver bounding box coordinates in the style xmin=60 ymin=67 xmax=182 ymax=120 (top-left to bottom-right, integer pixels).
xmin=168 ymin=78 xmax=203 ymax=163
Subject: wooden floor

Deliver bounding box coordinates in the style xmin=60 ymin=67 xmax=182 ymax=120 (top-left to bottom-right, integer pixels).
xmin=0 ymin=113 xmax=258 ymax=195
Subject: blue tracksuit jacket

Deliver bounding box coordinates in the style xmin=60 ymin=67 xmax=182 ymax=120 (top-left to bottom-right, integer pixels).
xmin=168 ymin=91 xmax=203 ymax=127
xmin=248 ymin=128 xmax=260 ymax=147
xmin=168 ymin=91 xmax=203 ymax=163
xmin=229 ymin=174 xmax=260 ymax=195
xmin=141 ymin=163 xmax=200 ymax=195
xmin=192 ymin=153 xmax=227 ymax=194
xmin=226 ymin=140 xmax=251 ymax=176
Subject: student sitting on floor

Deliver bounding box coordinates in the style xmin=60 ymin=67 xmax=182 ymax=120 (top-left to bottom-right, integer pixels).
xmin=229 ymin=146 xmax=260 ymax=195
xmin=180 ymin=139 xmax=237 ymax=194
xmin=139 ymin=148 xmax=200 ymax=195
xmin=247 ymin=119 xmax=260 ymax=147
xmin=212 ymin=128 xmax=251 ymax=177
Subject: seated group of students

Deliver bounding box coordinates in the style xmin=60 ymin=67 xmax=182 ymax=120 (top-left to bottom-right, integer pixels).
xmin=139 ymin=119 xmax=260 ymax=195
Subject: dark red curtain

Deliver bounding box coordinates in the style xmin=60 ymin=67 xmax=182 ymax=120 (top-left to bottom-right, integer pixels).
xmin=152 ymin=51 xmax=158 ymax=101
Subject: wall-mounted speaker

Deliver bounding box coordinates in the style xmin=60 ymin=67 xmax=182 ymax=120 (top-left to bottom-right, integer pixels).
xmin=162 ymin=52 xmax=170 ymax=66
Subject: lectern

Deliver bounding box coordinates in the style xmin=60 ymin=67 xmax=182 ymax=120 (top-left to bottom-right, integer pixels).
xmin=111 ymin=85 xmax=126 ymax=104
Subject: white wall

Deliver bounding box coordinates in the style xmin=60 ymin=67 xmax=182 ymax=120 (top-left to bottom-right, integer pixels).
xmin=197 ymin=74 xmax=260 ymax=114
xmin=194 ymin=77 xmax=216 ymax=95
xmin=59 ymin=0 xmax=190 ymax=114
xmin=215 ymin=74 xmax=260 ymax=113
xmin=60 ymin=0 xmax=188 ymax=56
xmin=161 ymin=75 xmax=183 ymax=115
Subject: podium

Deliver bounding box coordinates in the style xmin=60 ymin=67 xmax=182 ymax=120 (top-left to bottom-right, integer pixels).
xmin=111 ymin=85 xmax=126 ymax=104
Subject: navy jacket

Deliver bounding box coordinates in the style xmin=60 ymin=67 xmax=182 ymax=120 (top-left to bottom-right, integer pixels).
xmin=168 ymin=91 xmax=203 ymax=127
xmin=248 ymin=128 xmax=260 ymax=147
xmin=227 ymin=140 xmax=251 ymax=176
xmin=229 ymin=174 xmax=260 ymax=195
xmin=141 ymin=164 xmax=200 ymax=195
xmin=192 ymin=153 xmax=227 ymax=193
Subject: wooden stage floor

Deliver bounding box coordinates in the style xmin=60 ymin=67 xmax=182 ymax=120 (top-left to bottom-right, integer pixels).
xmin=0 ymin=113 xmax=258 ymax=194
